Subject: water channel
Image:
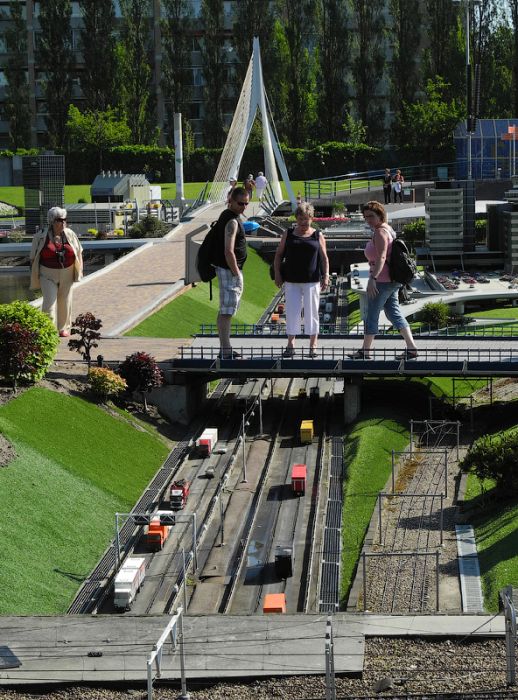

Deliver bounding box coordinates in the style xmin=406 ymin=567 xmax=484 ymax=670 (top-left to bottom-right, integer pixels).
xmin=0 ymin=271 xmax=32 ymax=304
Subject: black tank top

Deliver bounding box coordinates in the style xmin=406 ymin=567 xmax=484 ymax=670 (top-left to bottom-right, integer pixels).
xmin=283 ymin=227 xmax=321 ymax=283
xmin=212 ymin=208 xmax=247 ymax=270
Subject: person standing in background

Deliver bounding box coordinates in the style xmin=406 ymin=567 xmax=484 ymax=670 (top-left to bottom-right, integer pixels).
xmin=243 ymin=174 xmax=255 ymax=200
xmin=30 ymin=207 xmax=83 ymax=337
xmin=255 ymin=171 xmax=268 ymax=202
xmin=383 ymin=168 xmax=392 ymax=205
xmin=392 ymin=169 xmax=404 ymax=204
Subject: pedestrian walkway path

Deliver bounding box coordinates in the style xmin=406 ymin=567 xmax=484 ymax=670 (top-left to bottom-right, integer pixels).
xmin=53 ymin=201 xmax=263 ymax=362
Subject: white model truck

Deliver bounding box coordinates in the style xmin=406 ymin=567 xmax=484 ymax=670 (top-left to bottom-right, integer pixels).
xmin=113 ymin=557 xmax=146 ymax=611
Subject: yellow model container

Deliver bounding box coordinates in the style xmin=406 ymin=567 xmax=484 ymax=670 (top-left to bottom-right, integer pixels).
xmin=300 ymin=419 xmax=314 ymax=444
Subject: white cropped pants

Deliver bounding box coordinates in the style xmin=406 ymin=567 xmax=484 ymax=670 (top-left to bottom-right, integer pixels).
xmin=284 ymin=281 xmax=320 ymax=336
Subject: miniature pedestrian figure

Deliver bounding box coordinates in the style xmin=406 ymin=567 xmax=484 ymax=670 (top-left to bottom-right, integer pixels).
xmin=255 ymin=171 xmax=268 ymax=202
xmin=383 ymin=168 xmax=392 ymax=205
xmin=243 ymin=174 xmax=255 ymax=200
xmin=392 ymin=169 xmax=404 ymax=204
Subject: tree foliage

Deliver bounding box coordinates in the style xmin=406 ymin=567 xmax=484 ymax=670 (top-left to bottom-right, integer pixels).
xmin=68 ymin=312 xmax=102 ymax=367
xmin=80 ymin=0 xmax=118 ymax=112
xmin=0 ymin=301 xmax=58 ymax=381
xmin=461 ymin=430 xmax=518 ymax=495
xmin=118 ymin=0 xmax=156 ymax=144
xmin=161 ymin=0 xmax=193 ymax=146
xmin=420 ymin=301 xmax=450 ymax=328
xmin=200 ymin=0 xmax=226 ymax=148
xmin=0 ymin=322 xmax=39 ymax=391
xmin=3 ymin=1 xmax=31 ymax=149
xmin=318 ymin=0 xmax=350 ymax=142
xmin=117 ymin=351 xmax=163 ymax=410
xmin=399 ymin=77 xmax=464 ymax=162
xmin=66 ymin=105 xmax=131 ymax=169
xmin=88 ymin=367 xmax=127 ymax=401
xmin=350 ymin=0 xmax=387 ymax=144
xmin=37 ymin=0 xmax=74 ymax=149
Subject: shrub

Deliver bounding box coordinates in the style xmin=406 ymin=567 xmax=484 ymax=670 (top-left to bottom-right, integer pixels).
xmin=460 ymin=430 xmax=518 ymax=495
xmin=401 ymin=219 xmax=426 ymax=248
xmin=420 ymin=301 xmax=450 ymax=328
xmin=0 ymin=301 xmax=58 ymax=380
xmin=113 ymin=228 xmax=124 ymax=237
xmin=117 ymin=351 xmax=163 ymax=410
xmin=88 ymin=367 xmax=126 ymax=401
xmin=68 ymin=312 xmax=102 ymax=367
xmin=0 ymin=322 xmax=39 ymax=390
xmin=87 ymin=228 xmax=98 ymax=237
xmin=129 ymin=216 xmax=170 ymax=239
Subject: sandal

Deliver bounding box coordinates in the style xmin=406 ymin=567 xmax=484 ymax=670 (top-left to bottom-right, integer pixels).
xmin=397 ymin=349 xmax=418 ymax=360
xmin=309 ymin=348 xmax=318 ymax=359
xmin=282 ymin=347 xmax=295 ymax=358
xmin=347 ymin=349 xmax=372 ymax=360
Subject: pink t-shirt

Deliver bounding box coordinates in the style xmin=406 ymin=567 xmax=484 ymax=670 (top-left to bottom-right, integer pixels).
xmin=364 ymin=226 xmax=394 ymax=283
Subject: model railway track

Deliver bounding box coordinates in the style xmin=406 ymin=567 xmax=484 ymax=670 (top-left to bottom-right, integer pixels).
xmin=225 ymin=378 xmax=328 ymax=614
xmin=369 ymin=428 xmax=455 ymax=613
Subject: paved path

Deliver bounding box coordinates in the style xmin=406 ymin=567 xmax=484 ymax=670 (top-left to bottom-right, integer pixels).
xmin=53 ymin=201 xmax=263 ymax=362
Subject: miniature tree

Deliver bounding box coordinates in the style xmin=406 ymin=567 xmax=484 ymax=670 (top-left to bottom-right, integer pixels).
xmin=117 ymin=351 xmax=164 ymax=411
xmin=68 ymin=312 xmax=102 ymax=367
xmin=0 ymin=322 xmax=39 ymax=391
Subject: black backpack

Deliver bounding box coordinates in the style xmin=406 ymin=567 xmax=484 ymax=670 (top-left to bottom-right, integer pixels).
xmin=195 ymin=220 xmax=220 ymax=299
xmin=389 ymin=238 xmax=417 ymax=285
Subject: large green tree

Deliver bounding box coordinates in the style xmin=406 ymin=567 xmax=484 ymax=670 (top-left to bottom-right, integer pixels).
xmin=3 ymin=1 xmax=31 ymax=148
xmin=273 ymin=0 xmax=319 ymax=146
xmin=350 ymin=0 xmax=387 ymax=145
xmin=508 ymin=0 xmax=518 ymax=116
xmin=200 ymin=0 xmax=226 ymax=147
xmin=79 ymin=0 xmax=118 ymax=112
xmin=399 ymin=77 xmax=464 ymax=162
xmin=38 ymin=0 xmax=74 ymax=149
xmin=424 ymin=0 xmax=464 ymax=100
xmin=232 ymin=0 xmax=277 ymax=87
xmin=389 ymin=0 xmax=422 ymax=143
xmin=66 ymin=105 xmax=131 ymax=169
xmin=317 ymin=0 xmax=350 ymax=141
xmin=118 ymin=0 xmax=156 ymax=144
xmin=161 ymin=0 xmax=193 ymax=146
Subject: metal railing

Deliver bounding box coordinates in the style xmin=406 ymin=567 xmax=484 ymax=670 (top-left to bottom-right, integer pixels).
xmin=303 ymin=162 xmax=457 ymax=201
xmin=181 ymin=181 xmax=210 ymax=218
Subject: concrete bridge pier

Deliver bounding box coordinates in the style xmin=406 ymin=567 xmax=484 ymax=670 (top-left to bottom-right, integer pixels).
xmin=344 ymin=378 xmax=362 ymax=423
xmin=149 ymin=375 xmax=208 ymax=425
xmin=453 ymin=300 xmax=465 ymax=314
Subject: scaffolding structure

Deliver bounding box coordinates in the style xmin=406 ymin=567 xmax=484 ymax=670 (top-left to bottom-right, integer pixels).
xmin=454 ymin=119 xmax=518 ymax=180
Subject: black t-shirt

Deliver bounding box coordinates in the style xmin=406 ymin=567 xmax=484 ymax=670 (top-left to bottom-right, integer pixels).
xmin=211 ymin=208 xmax=247 ymax=270
xmin=283 ymin=227 xmax=321 ymax=283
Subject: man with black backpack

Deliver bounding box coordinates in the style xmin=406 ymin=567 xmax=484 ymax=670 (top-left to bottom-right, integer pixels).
xmin=212 ymin=187 xmax=249 ymax=359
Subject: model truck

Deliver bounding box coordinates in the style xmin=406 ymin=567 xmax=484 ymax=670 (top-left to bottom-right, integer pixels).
xmin=113 ymin=557 xmax=146 ymax=611
xmin=291 ymin=464 xmax=307 ymax=496
xmin=300 ymin=419 xmax=314 ymax=444
xmin=196 ymin=428 xmax=218 ymax=456
xmin=170 ymin=479 xmax=190 ymax=510
xmin=144 ymin=510 xmax=173 ymax=551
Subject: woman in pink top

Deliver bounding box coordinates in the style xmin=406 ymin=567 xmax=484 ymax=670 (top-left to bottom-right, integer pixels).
xmin=348 ymin=200 xmax=418 ymax=360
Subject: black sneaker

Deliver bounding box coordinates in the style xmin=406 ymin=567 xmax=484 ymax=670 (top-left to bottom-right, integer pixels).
xmin=347 ymin=349 xmax=372 ymax=360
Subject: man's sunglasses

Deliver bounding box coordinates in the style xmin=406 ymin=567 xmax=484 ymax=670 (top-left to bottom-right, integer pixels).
xmin=235 ymin=201 xmax=248 ymax=207
xmin=55 ymin=217 xmax=67 ymax=222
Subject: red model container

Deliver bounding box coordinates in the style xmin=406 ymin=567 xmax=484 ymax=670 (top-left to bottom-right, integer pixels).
xmin=170 ymin=479 xmax=190 ymax=510
xmin=291 ymin=464 xmax=307 ymax=496
xmin=196 ymin=428 xmax=218 ymax=456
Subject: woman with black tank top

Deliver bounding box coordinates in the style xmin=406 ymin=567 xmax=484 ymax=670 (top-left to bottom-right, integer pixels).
xmin=273 ymin=202 xmax=329 ymax=358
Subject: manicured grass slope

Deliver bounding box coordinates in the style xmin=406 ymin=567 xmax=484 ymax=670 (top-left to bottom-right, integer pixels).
xmin=127 ymin=248 xmax=277 ymax=338
xmin=0 ymin=387 xmax=169 ymax=614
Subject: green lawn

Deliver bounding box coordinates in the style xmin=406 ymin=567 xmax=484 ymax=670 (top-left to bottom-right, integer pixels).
xmin=126 ymin=247 xmax=277 ymax=338
xmin=464 ymin=474 xmax=518 ymax=612
xmin=466 ymin=306 xmax=518 ymax=319
xmin=0 ymin=180 xmax=310 ymax=209
xmin=0 ymin=387 xmax=169 ymax=614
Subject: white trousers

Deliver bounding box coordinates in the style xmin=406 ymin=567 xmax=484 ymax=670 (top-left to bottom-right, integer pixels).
xmin=39 ymin=265 xmax=75 ymax=333
xmin=284 ymin=281 xmax=320 ymax=336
